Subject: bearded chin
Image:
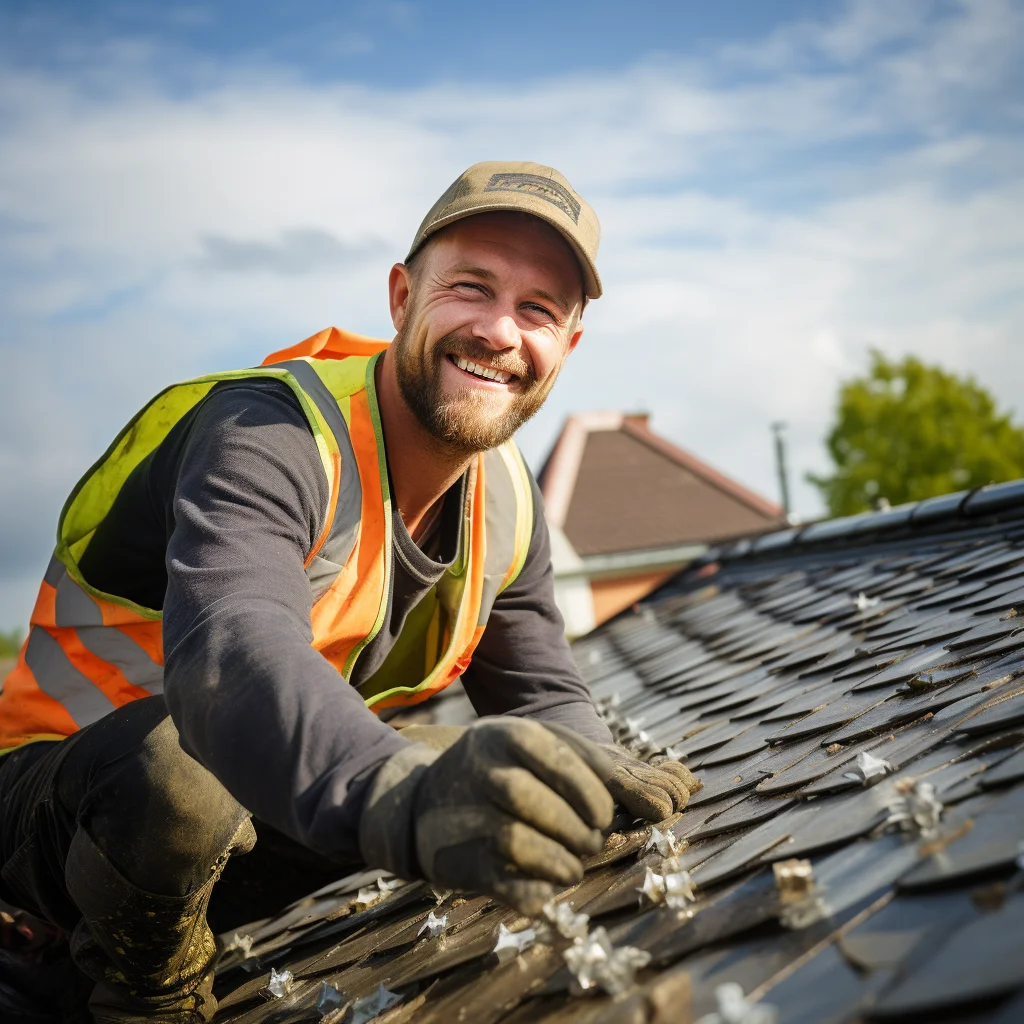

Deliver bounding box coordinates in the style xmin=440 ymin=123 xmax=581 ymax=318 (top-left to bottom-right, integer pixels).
xmin=421 ymin=389 xmax=532 ymax=453
xmin=394 ymin=330 xmax=553 ymax=455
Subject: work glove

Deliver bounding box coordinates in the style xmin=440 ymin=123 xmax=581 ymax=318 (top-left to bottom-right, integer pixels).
xmin=395 ymin=723 xmax=467 ymax=752
xmin=602 ymin=746 xmax=702 ymax=821
xmin=359 ymin=717 xmax=615 ymax=915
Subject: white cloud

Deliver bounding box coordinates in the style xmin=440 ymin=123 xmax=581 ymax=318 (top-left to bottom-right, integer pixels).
xmin=0 ymin=0 xmax=1022 ymax=627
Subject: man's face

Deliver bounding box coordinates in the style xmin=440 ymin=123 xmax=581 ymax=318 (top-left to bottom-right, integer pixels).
xmin=389 ymin=212 xmax=585 ymax=455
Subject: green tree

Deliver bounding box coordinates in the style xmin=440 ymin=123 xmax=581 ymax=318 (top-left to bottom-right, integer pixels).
xmin=0 ymin=629 xmax=23 ymax=658
xmin=808 ymin=351 xmax=1024 ymax=517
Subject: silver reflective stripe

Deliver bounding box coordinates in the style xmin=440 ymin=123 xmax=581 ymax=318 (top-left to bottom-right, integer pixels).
xmin=276 ymin=359 xmax=365 ymax=586
xmin=482 ymin=448 xmax=519 ymax=576
xmin=76 ymin=626 xmax=164 ymax=694
xmin=54 ymin=571 xmax=103 ymax=628
xmin=477 ymin=574 xmax=504 ymax=625
xmin=23 ymin=627 xmax=117 ymax=728
xmin=307 ymin=553 xmax=345 ymax=603
xmin=478 ymin=448 xmax=521 ymax=624
xmin=43 ymin=555 xmax=64 ymax=587
xmin=319 ymin=519 xmax=359 ymax=581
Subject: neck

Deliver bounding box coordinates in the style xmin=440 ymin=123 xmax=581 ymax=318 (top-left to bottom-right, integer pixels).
xmin=375 ymin=349 xmax=473 ymax=537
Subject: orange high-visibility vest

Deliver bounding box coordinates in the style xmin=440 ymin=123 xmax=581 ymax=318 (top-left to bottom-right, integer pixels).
xmin=0 ymin=328 xmax=534 ymax=753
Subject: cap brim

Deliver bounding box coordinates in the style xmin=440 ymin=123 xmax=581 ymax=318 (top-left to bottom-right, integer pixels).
xmin=407 ymin=201 xmax=602 ymax=300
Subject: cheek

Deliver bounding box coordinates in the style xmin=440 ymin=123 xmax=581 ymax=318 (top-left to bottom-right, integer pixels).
xmin=419 ymin=299 xmax=475 ymax=345
xmin=526 ymin=332 xmax=569 ymax=381
xmin=406 ymin=318 xmax=448 ymax=365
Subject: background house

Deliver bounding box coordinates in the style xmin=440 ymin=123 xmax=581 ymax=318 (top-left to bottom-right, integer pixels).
xmin=537 ymin=411 xmax=783 ymax=635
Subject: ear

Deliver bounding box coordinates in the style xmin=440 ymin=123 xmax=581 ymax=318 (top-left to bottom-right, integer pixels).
xmin=566 ymin=319 xmax=584 ymax=355
xmin=389 ymin=263 xmax=413 ymax=332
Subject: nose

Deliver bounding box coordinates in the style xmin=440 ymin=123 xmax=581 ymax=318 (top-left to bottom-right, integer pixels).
xmin=474 ymin=313 xmax=521 ymax=352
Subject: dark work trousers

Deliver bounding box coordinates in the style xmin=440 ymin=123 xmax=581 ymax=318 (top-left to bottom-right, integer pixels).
xmin=0 ymin=696 xmax=354 ymax=1006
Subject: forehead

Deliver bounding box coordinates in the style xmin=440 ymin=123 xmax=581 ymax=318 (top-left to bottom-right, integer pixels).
xmin=422 ymin=213 xmax=583 ymax=295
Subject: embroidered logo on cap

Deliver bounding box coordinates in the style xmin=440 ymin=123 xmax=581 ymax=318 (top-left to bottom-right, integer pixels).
xmin=483 ymin=173 xmax=581 ymax=224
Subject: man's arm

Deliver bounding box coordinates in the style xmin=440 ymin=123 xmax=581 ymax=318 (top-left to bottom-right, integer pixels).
xmin=160 ymin=382 xmax=409 ymax=861
xmin=459 ymin=472 xmax=614 ymax=745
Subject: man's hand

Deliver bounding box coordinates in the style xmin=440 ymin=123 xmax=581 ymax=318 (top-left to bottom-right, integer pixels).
xmin=602 ymin=746 xmax=702 ymax=821
xmin=359 ymin=718 xmax=615 ymax=915
xmin=395 ymin=723 xmax=468 ymax=752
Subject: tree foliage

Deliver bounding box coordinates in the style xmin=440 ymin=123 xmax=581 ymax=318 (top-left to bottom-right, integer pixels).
xmin=0 ymin=629 xmax=23 ymax=658
xmin=808 ymin=351 xmax=1024 ymax=518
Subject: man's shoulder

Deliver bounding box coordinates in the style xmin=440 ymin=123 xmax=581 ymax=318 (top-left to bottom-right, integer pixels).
xmin=191 ymin=377 xmax=312 ymax=432
xmin=178 ymin=377 xmax=321 ymax=475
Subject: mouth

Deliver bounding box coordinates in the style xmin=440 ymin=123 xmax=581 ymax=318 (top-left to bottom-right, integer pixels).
xmin=446 ymin=354 xmax=520 ymax=387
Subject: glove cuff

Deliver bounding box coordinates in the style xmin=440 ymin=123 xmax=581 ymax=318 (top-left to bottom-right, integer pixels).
xmin=358 ymin=743 xmax=440 ymax=880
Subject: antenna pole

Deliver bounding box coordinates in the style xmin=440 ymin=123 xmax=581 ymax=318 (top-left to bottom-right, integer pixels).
xmin=771 ymin=422 xmax=791 ymax=519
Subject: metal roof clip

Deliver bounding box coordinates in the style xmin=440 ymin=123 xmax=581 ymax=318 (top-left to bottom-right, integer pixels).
xmin=265 ymin=967 xmax=294 ymax=999
xmin=645 ymin=826 xmax=686 ymax=859
xmin=562 ymin=925 xmax=651 ymax=996
xmin=884 ymin=778 xmax=944 ymax=839
xmin=223 ymin=932 xmax=254 ymax=959
xmin=773 ymin=858 xmax=830 ymax=930
xmin=639 ymin=865 xmax=697 ymax=912
xmin=696 ymin=982 xmax=778 ymax=1024
xmin=349 ymin=983 xmax=401 ymax=1024
xmin=493 ymin=922 xmax=537 ymax=962
xmin=315 ymin=981 xmax=344 ymax=1014
xmin=540 ymin=899 xmax=590 ymax=941
xmin=843 ymin=750 xmax=894 ymax=785
xmin=417 ymin=911 xmax=448 ymax=943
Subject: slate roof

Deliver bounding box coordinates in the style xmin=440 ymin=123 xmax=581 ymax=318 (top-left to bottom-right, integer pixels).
xmin=210 ymin=480 xmax=1024 ymax=1022
xmin=539 ymin=412 xmax=783 ymax=556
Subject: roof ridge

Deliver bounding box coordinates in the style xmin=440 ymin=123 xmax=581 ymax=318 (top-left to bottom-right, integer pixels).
xmin=705 ymin=478 xmax=1024 ymax=563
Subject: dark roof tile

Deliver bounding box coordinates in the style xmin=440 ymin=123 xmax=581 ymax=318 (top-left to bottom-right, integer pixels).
xmin=980 ymin=745 xmax=1024 ymax=789
xmin=207 ymin=483 xmax=1024 ymax=1023
xmin=869 ymin=891 xmax=1024 ymax=1016
xmin=964 ymin=479 xmax=1024 ymax=516
xmin=910 ymin=489 xmax=971 ymax=523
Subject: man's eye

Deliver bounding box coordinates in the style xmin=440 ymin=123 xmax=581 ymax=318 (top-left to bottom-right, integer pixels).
xmin=525 ymin=303 xmax=555 ymax=318
xmin=454 ymin=281 xmax=486 ymax=293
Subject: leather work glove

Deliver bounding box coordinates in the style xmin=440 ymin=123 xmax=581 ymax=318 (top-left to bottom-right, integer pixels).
xmin=359 ymin=718 xmax=615 ymax=915
xmin=602 ymin=746 xmax=702 ymax=821
xmin=395 ymin=723 xmax=467 ymax=753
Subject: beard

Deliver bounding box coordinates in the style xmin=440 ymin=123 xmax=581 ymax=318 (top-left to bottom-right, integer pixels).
xmin=393 ymin=324 xmax=560 ymax=456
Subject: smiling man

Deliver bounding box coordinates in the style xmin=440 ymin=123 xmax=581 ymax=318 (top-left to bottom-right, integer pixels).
xmin=0 ymin=162 xmax=698 ymax=1023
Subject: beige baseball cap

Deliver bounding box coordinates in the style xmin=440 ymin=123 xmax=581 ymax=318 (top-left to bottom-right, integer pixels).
xmin=407 ymin=161 xmax=602 ymax=299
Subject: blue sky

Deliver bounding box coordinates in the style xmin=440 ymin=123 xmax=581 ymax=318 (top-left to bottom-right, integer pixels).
xmin=1 ymin=0 xmax=1023 ymax=629
xmin=3 ymin=2 xmax=844 ymax=86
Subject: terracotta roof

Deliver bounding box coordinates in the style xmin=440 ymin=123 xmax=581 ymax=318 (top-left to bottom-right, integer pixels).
xmin=538 ymin=411 xmax=783 ymax=557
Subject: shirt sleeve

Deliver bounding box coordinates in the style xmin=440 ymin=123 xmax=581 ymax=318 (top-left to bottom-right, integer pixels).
xmin=160 ymin=381 xmax=408 ymax=861
xmin=458 ymin=472 xmax=614 ymax=745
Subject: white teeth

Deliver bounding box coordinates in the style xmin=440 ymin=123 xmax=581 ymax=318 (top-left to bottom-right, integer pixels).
xmin=453 ymin=356 xmax=511 ymax=384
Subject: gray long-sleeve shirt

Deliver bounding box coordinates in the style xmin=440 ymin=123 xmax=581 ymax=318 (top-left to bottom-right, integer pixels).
xmin=79 ymin=378 xmax=611 ymax=861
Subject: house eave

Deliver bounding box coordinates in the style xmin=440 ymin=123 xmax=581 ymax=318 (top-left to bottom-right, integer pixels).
xmin=554 ymin=542 xmax=708 ymax=581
